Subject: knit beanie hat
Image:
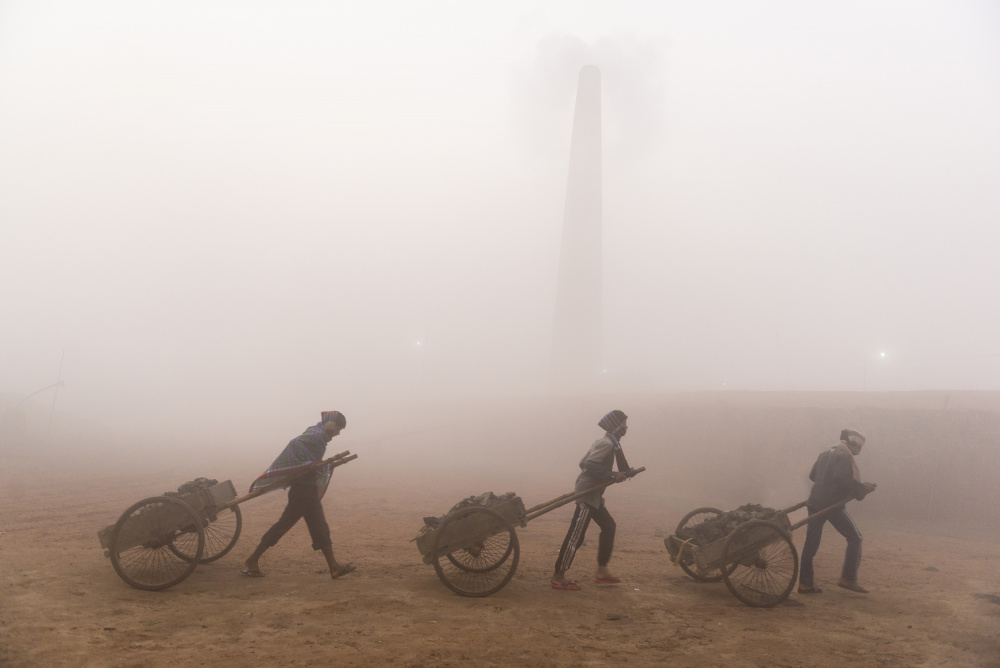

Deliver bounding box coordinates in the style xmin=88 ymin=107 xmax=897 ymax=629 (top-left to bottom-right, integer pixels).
xmin=598 ymin=410 xmax=628 ymax=432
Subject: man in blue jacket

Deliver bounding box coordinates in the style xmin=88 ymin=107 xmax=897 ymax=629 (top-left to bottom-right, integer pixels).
xmin=798 ymin=428 xmax=877 ymax=595
xmin=242 ymin=411 xmax=356 ymax=580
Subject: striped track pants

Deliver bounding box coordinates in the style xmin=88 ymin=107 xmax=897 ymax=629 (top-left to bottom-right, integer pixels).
xmin=554 ymin=502 xmax=616 ymax=573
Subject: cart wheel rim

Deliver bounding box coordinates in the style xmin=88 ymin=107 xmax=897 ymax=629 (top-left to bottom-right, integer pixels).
xmin=109 ymin=496 xmax=205 ymax=591
xmin=167 ymin=505 xmax=242 ymax=564
xmin=673 ymin=507 xmax=730 ymax=582
xmin=431 ymin=505 xmax=520 ymax=597
xmin=720 ymin=519 xmax=798 ymax=607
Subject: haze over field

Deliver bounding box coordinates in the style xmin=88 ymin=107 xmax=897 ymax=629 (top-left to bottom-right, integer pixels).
xmin=2 ymin=1 xmax=1000 ymax=444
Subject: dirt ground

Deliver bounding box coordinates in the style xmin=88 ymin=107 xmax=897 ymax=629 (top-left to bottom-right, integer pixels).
xmin=2 ymin=450 xmax=998 ymax=668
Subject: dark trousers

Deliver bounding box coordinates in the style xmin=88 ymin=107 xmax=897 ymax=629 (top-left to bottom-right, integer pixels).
xmin=554 ymin=502 xmax=616 ymax=573
xmin=259 ymin=480 xmax=332 ymax=551
xmin=799 ymin=506 xmax=862 ymax=586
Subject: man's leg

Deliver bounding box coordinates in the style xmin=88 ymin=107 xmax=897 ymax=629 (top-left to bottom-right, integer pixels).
xmin=552 ymin=503 xmax=591 ymax=586
xmin=591 ymin=505 xmax=619 ymax=582
xmin=827 ymin=508 xmax=865 ymax=591
xmin=798 ymin=509 xmax=826 ymax=592
xmin=301 ymin=495 xmax=354 ymax=578
xmin=244 ymin=488 xmax=308 ymax=574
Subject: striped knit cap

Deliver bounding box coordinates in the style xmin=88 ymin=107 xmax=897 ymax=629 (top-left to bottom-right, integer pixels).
xmin=598 ymin=410 xmax=628 ymax=432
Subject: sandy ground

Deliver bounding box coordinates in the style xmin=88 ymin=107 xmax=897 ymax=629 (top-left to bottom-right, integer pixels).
xmin=1 ymin=454 xmax=998 ymax=668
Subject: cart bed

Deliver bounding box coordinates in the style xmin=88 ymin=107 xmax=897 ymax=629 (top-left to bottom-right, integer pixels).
xmin=416 ymin=495 xmax=526 ymax=564
xmin=97 ymin=480 xmax=236 ymax=553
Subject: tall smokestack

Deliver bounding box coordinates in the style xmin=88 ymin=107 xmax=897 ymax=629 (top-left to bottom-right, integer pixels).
xmin=552 ymin=65 xmax=603 ymax=388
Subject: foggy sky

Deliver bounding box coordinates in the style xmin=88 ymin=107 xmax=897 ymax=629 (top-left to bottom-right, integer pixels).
xmin=2 ymin=1 xmax=999 ymax=438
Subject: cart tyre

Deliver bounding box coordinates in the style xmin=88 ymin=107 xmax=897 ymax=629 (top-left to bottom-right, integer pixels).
xmin=674 ymin=507 xmax=733 ymax=582
xmin=168 ymin=504 xmax=242 ymax=564
xmin=721 ymin=519 xmax=798 ymax=607
xmin=432 ymin=506 xmax=520 ymax=597
xmin=110 ymin=496 xmax=205 ymax=591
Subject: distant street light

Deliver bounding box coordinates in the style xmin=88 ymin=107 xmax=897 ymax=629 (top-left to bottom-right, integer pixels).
xmin=862 ymin=351 xmax=887 ymax=391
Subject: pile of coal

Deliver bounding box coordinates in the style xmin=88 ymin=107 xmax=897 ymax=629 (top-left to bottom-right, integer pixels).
xmin=445 ymin=491 xmax=516 ymax=515
xmin=675 ymin=504 xmax=779 ymax=545
xmin=415 ymin=491 xmax=517 ymax=540
xmin=110 ymin=478 xmax=221 ymax=526
xmin=165 ymin=477 xmax=219 ymax=497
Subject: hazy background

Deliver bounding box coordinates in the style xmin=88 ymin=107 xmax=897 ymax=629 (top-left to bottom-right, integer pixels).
xmin=2 ymin=1 xmax=999 ymax=467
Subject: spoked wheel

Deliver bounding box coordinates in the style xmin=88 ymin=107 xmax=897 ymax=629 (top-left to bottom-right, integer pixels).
xmin=445 ymin=531 xmax=515 ymax=572
xmin=110 ymin=496 xmax=205 ymax=591
xmin=674 ymin=507 xmax=731 ymax=582
xmin=168 ymin=505 xmax=242 ymax=563
xmin=432 ymin=506 xmax=519 ymax=597
xmin=721 ymin=519 xmax=799 ymax=607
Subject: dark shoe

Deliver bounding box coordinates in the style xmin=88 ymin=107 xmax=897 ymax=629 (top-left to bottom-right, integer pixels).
xmin=797 ymin=585 xmax=823 ymax=594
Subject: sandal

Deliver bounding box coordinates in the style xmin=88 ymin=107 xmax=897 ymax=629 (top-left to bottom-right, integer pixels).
xmin=837 ymin=581 xmax=869 ymax=593
xmin=331 ymin=563 xmax=357 ymax=580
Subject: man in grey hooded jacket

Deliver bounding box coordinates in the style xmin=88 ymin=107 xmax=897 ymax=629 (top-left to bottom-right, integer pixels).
xmin=551 ymin=410 xmax=631 ymax=590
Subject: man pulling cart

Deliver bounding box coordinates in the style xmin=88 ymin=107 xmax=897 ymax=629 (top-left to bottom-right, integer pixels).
xmin=551 ymin=409 xmax=633 ymax=590
xmin=798 ymin=428 xmax=877 ymax=595
xmin=663 ymin=428 xmax=878 ymax=607
xmin=415 ymin=409 xmax=645 ymax=597
xmin=97 ymin=410 xmax=359 ymax=591
xmin=242 ymin=410 xmax=357 ymax=580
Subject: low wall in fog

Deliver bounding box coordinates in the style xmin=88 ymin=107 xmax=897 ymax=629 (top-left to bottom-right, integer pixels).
xmin=860 ymin=407 xmax=1000 ymax=524
xmin=4 ymin=390 xmax=998 ymax=531
xmin=627 ymin=392 xmax=1000 ymax=529
xmin=339 ymin=389 xmax=1000 ymax=532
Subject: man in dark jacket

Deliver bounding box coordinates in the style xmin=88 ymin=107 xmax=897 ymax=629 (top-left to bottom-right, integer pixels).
xmin=798 ymin=428 xmax=877 ymax=594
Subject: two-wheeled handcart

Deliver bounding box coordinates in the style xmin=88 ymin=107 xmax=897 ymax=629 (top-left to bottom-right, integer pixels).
xmin=664 ymin=497 xmax=855 ymax=607
xmin=97 ymin=451 xmax=358 ymax=591
xmin=415 ymin=466 xmax=645 ymax=597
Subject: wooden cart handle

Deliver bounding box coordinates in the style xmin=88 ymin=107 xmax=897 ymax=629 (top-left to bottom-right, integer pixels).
xmin=224 ymin=451 xmax=356 ymax=509
xmin=522 ymin=466 xmax=646 ymax=522
xmin=786 ymin=496 xmax=852 ymax=532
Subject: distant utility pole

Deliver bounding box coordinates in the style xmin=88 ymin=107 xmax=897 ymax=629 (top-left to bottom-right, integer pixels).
xmin=48 ymin=349 xmax=65 ymax=437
